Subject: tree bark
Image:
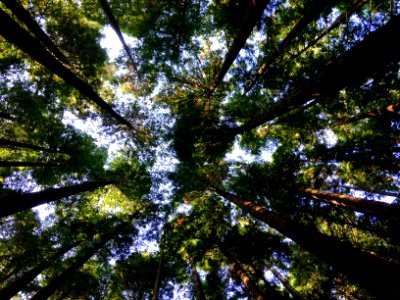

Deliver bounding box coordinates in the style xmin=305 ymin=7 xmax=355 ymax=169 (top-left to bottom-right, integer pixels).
xmin=218 ymin=244 xmax=265 ymax=300
xmin=97 ymin=0 xmax=139 ymax=74
xmin=0 ymin=180 xmax=114 ymax=218
xmin=292 ymin=0 xmax=369 ymax=60
xmin=0 ymin=138 xmax=69 ymax=154
xmin=337 ymin=101 xmax=400 ymax=125
xmin=0 ymin=161 xmax=60 ymax=168
xmin=29 ymin=222 xmax=130 ymax=300
xmin=298 ymin=188 xmax=400 ymax=222
xmin=188 ymin=256 xmax=206 ymax=300
xmin=206 ymin=0 xmax=270 ymax=97
xmin=231 ymin=14 xmax=400 ymax=136
xmin=0 ymin=241 xmax=80 ymax=299
xmin=244 ymin=0 xmax=341 ymax=94
xmin=212 ymin=186 xmax=400 ymax=299
xmin=0 ymin=8 xmax=133 ymax=130
xmin=0 ymin=0 xmax=69 ymax=64
xmin=265 ymin=262 xmax=303 ymax=300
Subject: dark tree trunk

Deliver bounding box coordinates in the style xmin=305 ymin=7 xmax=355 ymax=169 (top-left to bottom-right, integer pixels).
xmin=0 ymin=8 xmax=133 ymax=130
xmin=188 ymin=256 xmax=206 ymax=300
xmin=0 ymin=111 xmax=15 ymax=121
xmin=0 ymin=241 xmax=80 ymax=300
xmin=231 ymin=15 xmax=400 ymax=136
xmin=30 ymin=222 xmax=131 ymax=300
xmin=293 ymin=0 xmax=369 ymax=60
xmin=0 ymin=161 xmax=60 ymax=168
xmin=0 ymin=138 xmax=69 ymax=154
xmin=0 ymin=0 xmax=69 ymax=64
xmin=245 ymin=0 xmax=341 ymax=94
xmin=97 ymin=0 xmax=139 ymax=74
xmin=337 ymin=101 xmax=400 ymax=125
xmin=0 ymin=180 xmax=114 ymax=218
xmin=218 ymin=244 xmax=265 ymax=300
xmin=212 ymin=186 xmax=400 ymax=299
xmin=207 ymin=0 xmax=270 ymax=97
xmin=298 ymin=188 xmax=400 ymax=222
xmin=265 ymin=262 xmax=304 ymax=300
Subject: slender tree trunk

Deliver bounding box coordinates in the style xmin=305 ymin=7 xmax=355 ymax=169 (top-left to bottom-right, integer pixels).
xmin=0 ymin=111 xmax=15 ymax=121
xmin=188 ymin=256 xmax=206 ymax=300
xmin=0 ymin=241 xmax=80 ymax=299
xmin=151 ymin=257 xmax=163 ymax=300
xmin=97 ymin=0 xmax=139 ymax=74
xmin=265 ymin=262 xmax=303 ymax=300
xmin=244 ymin=0 xmax=340 ymax=94
xmin=230 ymin=14 xmax=400 ymax=136
xmin=0 ymin=138 xmax=69 ymax=154
xmin=211 ymin=186 xmax=400 ymax=299
xmin=206 ymin=0 xmax=270 ymax=97
xmin=30 ymin=222 xmax=130 ymax=300
xmin=0 ymin=0 xmax=69 ymax=64
xmin=0 ymin=161 xmax=60 ymax=168
xmin=0 ymin=180 xmax=114 ymax=218
xmin=0 ymin=8 xmax=133 ymax=130
xmin=293 ymin=0 xmax=369 ymax=60
xmin=323 ymin=183 xmax=400 ymax=199
xmin=218 ymin=245 xmax=265 ymax=300
xmin=245 ymin=262 xmax=289 ymax=300
xmin=337 ymin=101 xmax=400 ymax=125
xmin=299 ymin=188 xmax=400 ymax=222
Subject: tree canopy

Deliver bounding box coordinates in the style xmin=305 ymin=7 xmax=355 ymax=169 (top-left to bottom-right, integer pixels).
xmin=0 ymin=0 xmax=399 ymax=299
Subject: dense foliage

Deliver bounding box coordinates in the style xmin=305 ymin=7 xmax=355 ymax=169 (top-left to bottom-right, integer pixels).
xmin=0 ymin=0 xmax=399 ymax=299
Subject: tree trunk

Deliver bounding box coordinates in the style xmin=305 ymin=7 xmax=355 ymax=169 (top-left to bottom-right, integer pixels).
xmin=0 ymin=180 xmax=114 ymax=218
xmin=212 ymin=186 xmax=400 ymax=299
xmin=0 ymin=0 xmax=69 ymax=64
xmin=151 ymin=257 xmax=163 ymax=300
xmin=218 ymin=245 xmax=265 ymax=300
xmin=97 ymin=0 xmax=139 ymax=74
xmin=207 ymin=0 xmax=270 ymax=97
xmin=231 ymin=14 xmax=400 ymax=136
xmin=0 ymin=8 xmax=133 ymax=130
xmin=0 ymin=138 xmax=69 ymax=154
xmin=337 ymin=101 xmax=400 ymax=125
xmin=0 ymin=111 xmax=15 ymax=121
xmin=30 ymin=221 xmax=130 ymax=300
xmin=244 ymin=0 xmax=341 ymax=94
xmin=188 ymin=256 xmax=206 ymax=300
xmin=245 ymin=262 xmax=289 ymax=300
xmin=298 ymin=188 xmax=400 ymax=222
xmin=265 ymin=262 xmax=304 ymax=300
xmin=0 ymin=161 xmax=60 ymax=168
xmin=293 ymin=0 xmax=369 ymax=60
xmin=0 ymin=240 xmax=80 ymax=299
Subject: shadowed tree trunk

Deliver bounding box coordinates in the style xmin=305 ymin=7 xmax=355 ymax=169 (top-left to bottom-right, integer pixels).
xmin=245 ymin=0 xmax=341 ymax=94
xmin=211 ymin=186 xmax=400 ymax=299
xmin=0 ymin=0 xmax=69 ymax=64
xmin=0 ymin=138 xmax=69 ymax=154
xmin=0 ymin=180 xmax=114 ymax=218
xmin=0 ymin=111 xmax=15 ymax=121
xmin=337 ymin=101 xmax=400 ymax=125
xmin=97 ymin=0 xmax=139 ymax=74
xmin=231 ymin=15 xmax=400 ymax=136
xmin=298 ymin=188 xmax=400 ymax=222
xmin=218 ymin=244 xmax=265 ymax=300
xmin=265 ymin=262 xmax=304 ymax=300
xmin=188 ymin=256 xmax=206 ymax=300
xmin=0 ymin=8 xmax=133 ymax=130
xmin=292 ymin=0 xmax=369 ymax=60
xmin=207 ymin=0 xmax=270 ymax=97
xmin=0 ymin=240 xmax=81 ymax=300
xmin=30 ymin=221 xmax=131 ymax=300
xmin=0 ymin=161 xmax=60 ymax=168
